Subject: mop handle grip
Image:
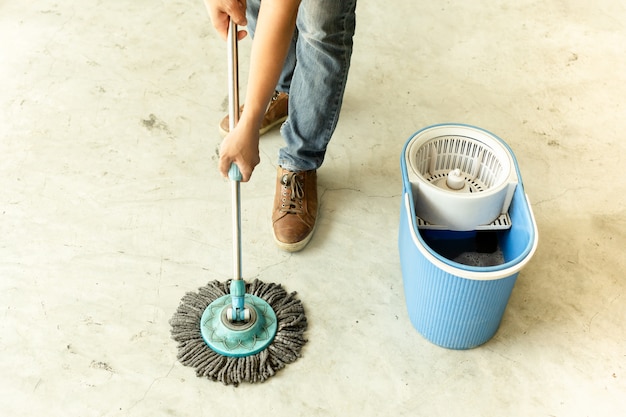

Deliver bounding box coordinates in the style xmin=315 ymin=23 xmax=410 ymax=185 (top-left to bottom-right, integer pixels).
xmin=229 ymin=164 xmax=243 ymax=181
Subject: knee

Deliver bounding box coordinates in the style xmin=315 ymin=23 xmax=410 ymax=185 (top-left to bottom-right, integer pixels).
xmin=297 ymin=0 xmax=356 ymax=41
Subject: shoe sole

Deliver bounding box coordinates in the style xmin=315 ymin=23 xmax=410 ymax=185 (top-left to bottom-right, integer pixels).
xmin=272 ymin=221 xmax=317 ymax=253
xmin=219 ymin=115 xmax=288 ymax=137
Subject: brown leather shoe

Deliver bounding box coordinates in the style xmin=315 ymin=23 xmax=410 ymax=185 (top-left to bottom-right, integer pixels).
xmin=219 ymin=91 xmax=288 ymax=136
xmin=272 ymin=167 xmax=318 ymax=252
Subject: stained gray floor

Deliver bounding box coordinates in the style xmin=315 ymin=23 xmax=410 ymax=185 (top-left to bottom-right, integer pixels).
xmin=2 ymin=1 xmax=625 ymax=416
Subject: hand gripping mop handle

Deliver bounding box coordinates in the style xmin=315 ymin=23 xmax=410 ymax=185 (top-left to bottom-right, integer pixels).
xmin=227 ymin=21 xmax=248 ymax=323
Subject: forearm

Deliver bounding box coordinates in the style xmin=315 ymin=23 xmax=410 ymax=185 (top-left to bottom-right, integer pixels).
xmin=239 ymin=0 xmax=299 ymax=130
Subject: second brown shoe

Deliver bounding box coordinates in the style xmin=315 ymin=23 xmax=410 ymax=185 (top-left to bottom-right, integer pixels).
xmin=219 ymin=91 xmax=289 ymax=136
xmin=272 ymin=167 xmax=318 ymax=252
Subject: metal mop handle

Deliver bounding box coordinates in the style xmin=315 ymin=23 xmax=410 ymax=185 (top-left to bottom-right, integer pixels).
xmin=228 ymin=20 xmax=242 ymax=277
xmin=226 ymin=21 xmax=248 ymax=322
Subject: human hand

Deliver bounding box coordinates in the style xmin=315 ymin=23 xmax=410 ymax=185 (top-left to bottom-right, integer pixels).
xmin=218 ymin=121 xmax=260 ymax=182
xmin=203 ymin=0 xmax=248 ymax=40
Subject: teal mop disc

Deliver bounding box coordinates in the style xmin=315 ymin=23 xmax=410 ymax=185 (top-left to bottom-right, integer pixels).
xmin=170 ymin=279 xmax=307 ymax=385
xmin=200 ymin=294 xmax=278 ymax=357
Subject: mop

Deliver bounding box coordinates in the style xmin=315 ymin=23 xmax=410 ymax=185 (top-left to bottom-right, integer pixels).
xmin=169 ymin=22 xmax=307 ymax=386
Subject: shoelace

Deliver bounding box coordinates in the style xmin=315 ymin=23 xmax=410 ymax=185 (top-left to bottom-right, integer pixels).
xmin=266 ymin=91 xmax=282 ymax=110
xmin=280 ymin=172 xmax=304 ymax=214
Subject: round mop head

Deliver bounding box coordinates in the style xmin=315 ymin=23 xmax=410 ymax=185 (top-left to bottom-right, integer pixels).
xmin=169 ymin=279 xmax=307 ymax=385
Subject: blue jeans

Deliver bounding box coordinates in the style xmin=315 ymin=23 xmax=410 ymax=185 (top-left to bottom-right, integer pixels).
xmin=246 ymin=0 xmax=357 ymax=172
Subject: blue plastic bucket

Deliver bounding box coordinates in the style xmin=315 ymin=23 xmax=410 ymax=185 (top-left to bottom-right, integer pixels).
xmin=399 ymin=124 xmax=538 ymax=349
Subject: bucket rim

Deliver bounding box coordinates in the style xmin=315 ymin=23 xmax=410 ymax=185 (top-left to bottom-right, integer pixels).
xmin=402 ymin=193 xmax=538 ymax=280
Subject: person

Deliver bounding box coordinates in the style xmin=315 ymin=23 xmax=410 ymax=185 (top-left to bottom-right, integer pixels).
xmin=204 ymin=0 xmax=357 ymax=252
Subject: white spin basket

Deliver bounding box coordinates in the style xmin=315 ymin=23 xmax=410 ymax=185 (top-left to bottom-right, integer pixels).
xmin=405 ymin=125 xmax=518 ymax=231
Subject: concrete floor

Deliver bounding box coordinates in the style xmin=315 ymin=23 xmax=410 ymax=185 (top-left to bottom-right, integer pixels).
xmin=2 ymin=0 xmax=625 ymax=416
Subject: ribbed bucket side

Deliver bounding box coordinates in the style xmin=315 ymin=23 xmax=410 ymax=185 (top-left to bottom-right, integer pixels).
xmin=399 ymin=195 xmax=519 ymax=349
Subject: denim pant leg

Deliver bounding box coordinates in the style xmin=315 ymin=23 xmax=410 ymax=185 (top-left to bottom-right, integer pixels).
xmin=246 ymin=0 xmax=297 ymax=93
xmin=279 ymin=0 xmax=357 ymax=172
xmin=246 ymin=0 xmax=357 ymax=172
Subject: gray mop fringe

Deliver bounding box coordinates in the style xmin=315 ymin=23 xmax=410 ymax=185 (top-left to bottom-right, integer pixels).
xmin=169 ymin=279 xmax=307 ymax=386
